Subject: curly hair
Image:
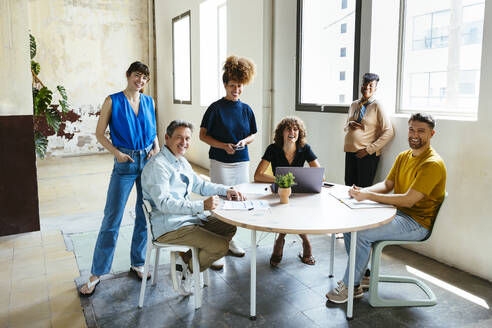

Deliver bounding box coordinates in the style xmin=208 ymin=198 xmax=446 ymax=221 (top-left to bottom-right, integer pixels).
xmin=273 ymin=116 xmax=307 ymax=149
xmin=222 ymin=55 xmax=256 ymax=85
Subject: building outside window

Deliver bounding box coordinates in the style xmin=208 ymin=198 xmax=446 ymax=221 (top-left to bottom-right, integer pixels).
xmin=296 ymin=0 xmax=360 ymax=113
xmin=399 ymin=0 xmax=484 ymax=118
xmin=340 ymin=47 xmax=347 ymax=57
xmin=341 ymin=23 xmax=347 ymax=33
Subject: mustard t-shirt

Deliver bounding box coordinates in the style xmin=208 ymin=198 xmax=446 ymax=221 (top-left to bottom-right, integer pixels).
xmin=387 ymin=147 xmax=446 ymax=230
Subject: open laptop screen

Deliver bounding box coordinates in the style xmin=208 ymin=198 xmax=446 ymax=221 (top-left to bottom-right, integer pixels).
xmin=273 ymin=167 xmax=325 ymax=193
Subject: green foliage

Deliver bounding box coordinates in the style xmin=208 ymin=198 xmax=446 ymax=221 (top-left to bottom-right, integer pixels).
xmin=34 ymin=132 xmax=48 ymax=159
xmin=31 ymin=60 xmax=40 ymax=75
xmin=56 ymin=85 xmax=69 ymax=113
xmin=33 ymin=87 xmax=53 ymax=115
xmin=30 ymin=33 xmax=70 ymax=158
xmin=29 ymin=34 xmax=36 ymax=59
xmin=275 ymin=172 xmax=296 ymax=188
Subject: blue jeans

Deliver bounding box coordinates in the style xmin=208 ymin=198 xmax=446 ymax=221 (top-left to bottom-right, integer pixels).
xmin=342 ymin=210 xmax=429 ymax=286
xmin=91 ymin=147 xmax=150 ymax=276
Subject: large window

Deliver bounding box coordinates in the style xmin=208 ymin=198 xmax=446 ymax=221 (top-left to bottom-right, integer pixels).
xmin=296 ymin=0 xmax=361 ymax=113
xmin=200 ymin=0 xmax=227 ymax=107
xmin=172 ymin=11 xmax=191 ymax=104
xmin=398 ymin=0 xmax=485 ymax=117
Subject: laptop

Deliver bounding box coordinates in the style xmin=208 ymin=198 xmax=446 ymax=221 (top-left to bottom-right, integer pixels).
xmin=273 ymin=167 xmax=325 ymax=193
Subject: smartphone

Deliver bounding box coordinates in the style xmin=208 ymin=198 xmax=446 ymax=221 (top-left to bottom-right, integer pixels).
xmin=234 ymin=145 xmax=245 ymax=150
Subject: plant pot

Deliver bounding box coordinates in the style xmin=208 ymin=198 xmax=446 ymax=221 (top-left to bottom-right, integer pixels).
xmin=278 ymin=187 xmax=291 ymax=204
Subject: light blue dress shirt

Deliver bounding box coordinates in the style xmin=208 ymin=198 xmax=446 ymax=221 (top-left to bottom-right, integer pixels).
xmin=141 ymin=146 xmax=229 ymax=240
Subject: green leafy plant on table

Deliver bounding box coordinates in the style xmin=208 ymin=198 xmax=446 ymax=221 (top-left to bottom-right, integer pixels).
xmin=30 ymin=33 xmax=69 ymax=158
xmin=274 ymin=172 xmax=296 ymax=188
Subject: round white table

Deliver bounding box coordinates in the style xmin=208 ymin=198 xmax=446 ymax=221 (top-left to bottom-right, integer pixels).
xmin=213 ymin=183 xmax=396 ymax=320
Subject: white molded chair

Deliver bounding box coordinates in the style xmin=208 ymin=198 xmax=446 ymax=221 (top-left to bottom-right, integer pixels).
xmin=138 ymin=199 xmax=209 ymax=310
xmin=368 ymin=192 xmax=448 ymax=307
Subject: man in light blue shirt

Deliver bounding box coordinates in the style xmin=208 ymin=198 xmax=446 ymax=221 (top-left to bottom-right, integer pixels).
xmin=141 ymin=120 xmax=244 ymax=288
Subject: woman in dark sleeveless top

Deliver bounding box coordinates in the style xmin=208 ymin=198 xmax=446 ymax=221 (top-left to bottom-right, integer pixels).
xmin=254 ymin=116 xmax=320 ymax=267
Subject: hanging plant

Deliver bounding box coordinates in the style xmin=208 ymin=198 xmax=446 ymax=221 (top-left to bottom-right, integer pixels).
xmin=30 ymin=33 xmax=70 ymax=158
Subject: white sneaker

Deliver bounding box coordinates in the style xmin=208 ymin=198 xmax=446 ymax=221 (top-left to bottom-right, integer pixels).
xmin=228 ymin=240 xmax=246 ymax=257
xmin=179 ymin=269 xmax=193 ymax=296
xmin=210 ymin=257 xmax=225 ymax=270
xmin=173 ymin=256 xmax=188 ymax=293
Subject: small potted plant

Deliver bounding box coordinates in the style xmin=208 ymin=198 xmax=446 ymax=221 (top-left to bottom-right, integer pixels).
xmin=275 ymin=172 xmax=296 ymax=204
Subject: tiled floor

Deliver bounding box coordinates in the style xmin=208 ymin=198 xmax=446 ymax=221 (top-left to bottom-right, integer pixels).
xmin=78 ymin=235 xmax=492 ymax=328
xmin=0 ymin=230 xmax=86 ymax=328
xmin=17 ymin=153 xmax=492 ymax=327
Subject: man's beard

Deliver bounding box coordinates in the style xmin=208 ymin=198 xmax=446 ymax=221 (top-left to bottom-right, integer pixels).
xmin=408 ymin=137 xmax=425 ymax=149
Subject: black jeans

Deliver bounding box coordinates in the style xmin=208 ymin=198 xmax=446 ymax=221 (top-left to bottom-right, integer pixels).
xmin=344 ymin=152 xmax=380 ymax=187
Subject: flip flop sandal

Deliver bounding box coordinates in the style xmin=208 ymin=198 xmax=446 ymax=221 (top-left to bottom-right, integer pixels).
xmin=79 ymin=278 xmax=100 ymax=297
xmin=298 ymin=251 xmax=316 ymax=265
xmin=130 ymin=266 xmax=151 ymax=281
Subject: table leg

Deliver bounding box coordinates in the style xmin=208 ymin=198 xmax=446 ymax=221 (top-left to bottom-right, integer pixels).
xmin=250 ymin=230 xmax=257 ymax=320
xmin=329 ymin=233 xmax=335 ymax=278
xmin=347 ymin=231 xmax=357 ymax=319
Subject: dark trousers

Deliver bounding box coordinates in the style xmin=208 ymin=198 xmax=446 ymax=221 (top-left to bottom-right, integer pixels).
xmin=344 ymin=152 xmax=380 ymax=187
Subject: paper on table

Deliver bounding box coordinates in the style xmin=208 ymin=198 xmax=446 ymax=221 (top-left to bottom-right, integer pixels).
xmin=222 ymin=200 xmax=270 ymax=210
xmin=329 ymin=185 xmax=393 ymax=209
xmin=234 ymin=183 xmax=272 ymax=195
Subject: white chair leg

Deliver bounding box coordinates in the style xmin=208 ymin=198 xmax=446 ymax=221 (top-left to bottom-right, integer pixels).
xmin=203 ymin=269 xmax=209 ymax=287
xmin=152 ymin=247 xmax=160 ymax=285
xmin=170 ymin=251 xmax=179 ymax=292
xmin=138 ymin=245 xmax=153 ymax=308
xmin=191 ymin=247 xmax=202 ymax=309
xmin=329 ymin=233 xmax=335 ymax=278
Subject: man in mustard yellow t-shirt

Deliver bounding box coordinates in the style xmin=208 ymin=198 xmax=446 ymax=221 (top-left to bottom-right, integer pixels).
xmin=327 ymin=113 xmax=446 ymax=304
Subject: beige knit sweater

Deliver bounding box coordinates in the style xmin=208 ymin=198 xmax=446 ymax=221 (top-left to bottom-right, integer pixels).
xmin=344 ymin=99 xmax=394 ymax=156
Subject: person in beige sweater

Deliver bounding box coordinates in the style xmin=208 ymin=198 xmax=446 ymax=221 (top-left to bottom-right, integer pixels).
xmin=344 ymin=73 xmax=394 ymax=187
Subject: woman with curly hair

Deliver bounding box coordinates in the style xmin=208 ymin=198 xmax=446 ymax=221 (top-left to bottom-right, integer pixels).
xmin=254 ymin=116 xmax=320 ymax=267
xmin=199 ymin=55 xmax=257 ymax=268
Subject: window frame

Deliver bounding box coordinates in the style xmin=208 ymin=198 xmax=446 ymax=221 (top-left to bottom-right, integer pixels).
xmin=295 ymin=0 xmax=362 ymax=114
xmin=172 ymin=10 xmax=192 ymax=105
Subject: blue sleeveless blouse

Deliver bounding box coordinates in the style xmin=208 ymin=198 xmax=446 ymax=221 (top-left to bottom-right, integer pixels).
xmin=109 ymin=91 xmax=156 ymax=150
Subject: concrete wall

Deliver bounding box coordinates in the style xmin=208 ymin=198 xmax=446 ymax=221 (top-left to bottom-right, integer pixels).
xmin=0 ymin=0 xmax=32 ymax=115
xmin=154 ymin=0 xmax=271 ymax=177
xmin=272 ymin=0 xmax=492 ymax=281
xmin=28 ymin=0 xmax=150 ymax=156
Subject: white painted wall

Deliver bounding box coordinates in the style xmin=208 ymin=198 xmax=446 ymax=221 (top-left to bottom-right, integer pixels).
xmin=155 ymin=0 xmax=492 ymax=281
xmin=0 ymin=0 xmax=32 ymax=116
xmin=154 ymin=0 xmax=270 ymax=178
xmin=272 ymin=0 xmax=492 ymax=281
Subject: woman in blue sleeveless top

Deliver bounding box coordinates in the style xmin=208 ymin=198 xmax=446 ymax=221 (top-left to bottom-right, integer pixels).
xmin=79 ymin=62 xmax=159 ymax=296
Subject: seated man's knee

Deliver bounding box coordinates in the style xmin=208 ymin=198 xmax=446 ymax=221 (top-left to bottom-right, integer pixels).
xmin=226 ymin=225 xmax=237 ymax=240
xmin=206 ymin=237 xmax=229 ymax=258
